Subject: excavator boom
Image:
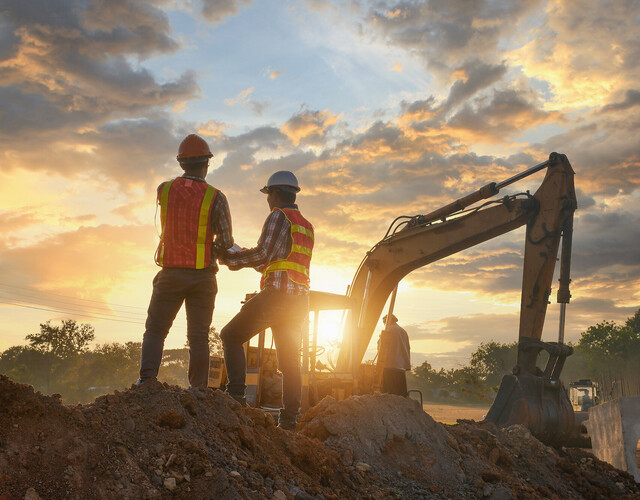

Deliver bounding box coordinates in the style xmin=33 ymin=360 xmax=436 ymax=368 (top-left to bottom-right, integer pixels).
xmin=333 ymin=152 xmax=576 ymax=446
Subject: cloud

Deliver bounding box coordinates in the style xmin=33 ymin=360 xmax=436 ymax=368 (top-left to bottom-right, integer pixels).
xmin=573 ymin=211 xmax=640 ymax=276
xmin=539 ymin=117 xmax=640 ymax=197
xmin=407 ymin=313 xmax=520 ymax=344
xmin=280 ymin=109 xmax=340 ymax=146
xmin=201 ymin=0 xmax=252 ymax=24
xmin=1 ymin=116 xmax=183 ymax=189
xmin=365 ymin=0 xmax=542 ymax=77
xmin=509 ymin=0 xmax=640 ymax=109
xmin=224 ymin=87 xmax=254 ymax=106
xmin=441 ymin=61 xmax=508 ymax=112
xmin=0 ymin=0 xmax=199 ymax=175
xmin=0 ymin=211 xmax=41 ymax=236
xmin=0 ymin=224 xmax=156 ymax=304
xmin=198 ymin=120 xmax=233 ymax=138
xmin=223 ymin=87 xmax=268 ymax=115
xmin=444 ymin=88 xmax=563 ymax=141
xmin=600 ymin=89 xmax=640 ymax=114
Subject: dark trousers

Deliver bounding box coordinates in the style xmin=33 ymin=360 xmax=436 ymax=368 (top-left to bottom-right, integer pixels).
xmin=382 ymin=368 xmax=407 ymax=396
xmin=140 ymin=267 xmax=217 ymax=389
xmin=220 ymin=287 xmax=308 ymax=422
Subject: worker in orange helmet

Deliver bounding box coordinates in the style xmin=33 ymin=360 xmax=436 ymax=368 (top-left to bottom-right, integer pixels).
xmin=137 ymin=134 xmax=234 ymax=389
xmin=220 ymin=171 xmax=313 ymax=431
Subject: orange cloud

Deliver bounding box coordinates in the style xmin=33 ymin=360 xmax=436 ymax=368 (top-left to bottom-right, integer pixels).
xmin=224 ymin=87 xmax=254 ymax=106
xmin=280 ymin=109 xmax=340 ymax=146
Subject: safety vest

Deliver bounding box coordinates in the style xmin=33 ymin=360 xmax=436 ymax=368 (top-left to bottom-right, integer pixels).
xmin=261 ymin=208 xmax=314 ymax=289
xmin=155 ymin=177 xmax=218 ymax=269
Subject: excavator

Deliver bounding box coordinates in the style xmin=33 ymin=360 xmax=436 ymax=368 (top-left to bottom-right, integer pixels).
xmin=222 ymin=152 xmax=577 ymax=447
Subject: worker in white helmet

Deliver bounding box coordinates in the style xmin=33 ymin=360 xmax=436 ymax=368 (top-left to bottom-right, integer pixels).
xmin=220 ymin=170 xmax=313 ymax=431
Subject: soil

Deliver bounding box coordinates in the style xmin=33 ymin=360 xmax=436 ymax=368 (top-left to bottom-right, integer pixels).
xmin=422 ymin=403 xmax=489 ymax=425
xmin=1 ymin=374 xmax=639 ymax=499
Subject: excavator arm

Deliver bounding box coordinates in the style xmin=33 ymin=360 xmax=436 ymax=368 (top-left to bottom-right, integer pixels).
xmin=334 ymin=152 xmax=576 ymax=445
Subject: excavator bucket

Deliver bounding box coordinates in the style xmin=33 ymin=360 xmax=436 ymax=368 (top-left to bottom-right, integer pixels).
xmin=485 ymin=341 xmax=575 ymax=447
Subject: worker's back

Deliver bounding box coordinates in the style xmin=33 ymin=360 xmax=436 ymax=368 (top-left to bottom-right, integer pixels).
xmin=380 ymin=323 xmax=410 ymax=372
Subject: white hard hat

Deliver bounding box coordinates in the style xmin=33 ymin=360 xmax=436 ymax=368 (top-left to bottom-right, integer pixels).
xmin=260 ymin=170 xmax=300 ymax=193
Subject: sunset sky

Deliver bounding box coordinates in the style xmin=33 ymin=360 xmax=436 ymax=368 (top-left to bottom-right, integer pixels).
xmin=1 ymin=0 xmax=639 ymax=370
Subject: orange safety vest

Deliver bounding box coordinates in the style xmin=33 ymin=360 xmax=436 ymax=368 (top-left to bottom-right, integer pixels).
xmin=155 ymin=177 xmax=218 ymax=269
xmin=260 ymin=208 xmax=314 ymax=289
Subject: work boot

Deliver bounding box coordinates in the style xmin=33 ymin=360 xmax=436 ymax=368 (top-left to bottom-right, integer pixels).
xmin=225 ymin=392 xmax=247 ymax=407
xmin=133 ymin=377 xmax=156 ymax=387
xmin=277 ymin=418 xmax=297 ymax=431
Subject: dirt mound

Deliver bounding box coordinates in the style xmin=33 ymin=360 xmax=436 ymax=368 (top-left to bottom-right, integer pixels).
xmin=300 ymin=394 xmax=640 ymax=499
xmin=1 ymin=375 xmax=639 ymax=499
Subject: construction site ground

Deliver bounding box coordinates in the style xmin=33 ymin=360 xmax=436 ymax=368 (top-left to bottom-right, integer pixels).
xmin=421 ymin=403 xmax=489 ymax=425
xmin=1 ymin=374 xmax=639 ymax=499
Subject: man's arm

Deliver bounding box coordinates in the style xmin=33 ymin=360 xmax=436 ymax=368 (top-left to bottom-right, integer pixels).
xmin=211 ymin=191 xmax=234 ymax=252
xmin=223 ymin=209 xmax=288 ymax=271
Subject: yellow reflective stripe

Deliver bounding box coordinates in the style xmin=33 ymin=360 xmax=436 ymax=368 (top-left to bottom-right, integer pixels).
xmin=292 ymin=224 xmax=314 ymax=239
xmin=157 ymin=180 xmax=174 ymax=266
xmin=291 ymin=243 xmax=312 ymax=257
xmin=265 ymin=260 xmax=309 ymax=277
xmin=195 ymin=186 xmax=217 ymax=269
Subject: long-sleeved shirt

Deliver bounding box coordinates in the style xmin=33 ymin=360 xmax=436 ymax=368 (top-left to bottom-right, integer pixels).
xmin=157 ymin=175 xmax=234 ymax=270
xmin=378 ymin=322 xmax=411 ymax=371
xmin=223 ymin=204 xmax=309 ymax=295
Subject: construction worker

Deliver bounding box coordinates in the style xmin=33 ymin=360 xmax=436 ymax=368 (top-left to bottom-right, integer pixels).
xmin=378 ymin=314 xmax=411 ymax=396
xmin=137 ymin=134 xmax=233 ymax=389
xmin=220 ymin=170 xmax=313 ymax=431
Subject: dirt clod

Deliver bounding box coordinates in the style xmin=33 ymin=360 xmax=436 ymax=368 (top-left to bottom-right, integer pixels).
xmin=1 ymin=375 xmax=639 ymax=499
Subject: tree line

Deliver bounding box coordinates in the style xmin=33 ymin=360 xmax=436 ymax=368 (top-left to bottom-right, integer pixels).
xmin=407 ymin=308 xmax=640 ymax=404
xmin=0 ymin=320 xmax=222 ymax=404
xmin=1 ymin=308 xmax=638 ymax=405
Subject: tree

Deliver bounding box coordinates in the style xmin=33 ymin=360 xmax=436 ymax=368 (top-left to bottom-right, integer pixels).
xmin=26 ymin=320 xmax=95 ymax=358
xmin=625 ymin=308 xmax=640 ymax=334
xmin=469 ymin=341 xmax=517 ymax=390
xmin=575 ymin=308 xmax=640 ymax=377
xmin=209 ymin=327 xmax=223 ymax=356
xmin=24 ymin=320 xmax=95 ymax=393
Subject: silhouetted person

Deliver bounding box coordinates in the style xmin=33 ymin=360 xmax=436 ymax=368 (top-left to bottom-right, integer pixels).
xmin=378 ymin=314 xmax=411 ymax=396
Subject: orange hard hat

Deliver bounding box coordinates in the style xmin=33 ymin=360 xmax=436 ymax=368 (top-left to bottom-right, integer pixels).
xmin=176 ymin=134 xmax=213 ymax=162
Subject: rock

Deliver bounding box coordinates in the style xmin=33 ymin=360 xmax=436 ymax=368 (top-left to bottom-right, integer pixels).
xmin=124 ymin=418 xmax=135 ymax=432
xmin=290 ymin=485 xmax=313 ymax=499
xmin=229 ymin=470 xmax=241 ymax=478
xmin=163 ymin=477 xmax=177 ymax=491
xmin=24 ymin=488 xmax=41 ymax=500
xmin=354 ymin=462 xmax=371 ymax=473
xmin=488 ymin=485 xmax=513 ymax=500
xmin=165 ymin=453 xmax=176 ymax=467
xmin=273 ymin=490 xmax=287 ymax=500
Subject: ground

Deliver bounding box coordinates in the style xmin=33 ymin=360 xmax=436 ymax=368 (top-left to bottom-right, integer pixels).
xmin=1 ymin=375 xmax=639 ymax=499
xmin=422 ymin=403 xmax=489 ymax=425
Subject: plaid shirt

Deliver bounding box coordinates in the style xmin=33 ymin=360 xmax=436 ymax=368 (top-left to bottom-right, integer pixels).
xmin=157 ymin=175 xmax=234 ymax=269
xmin=223 ymin=204 xmax=309 ymax=295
